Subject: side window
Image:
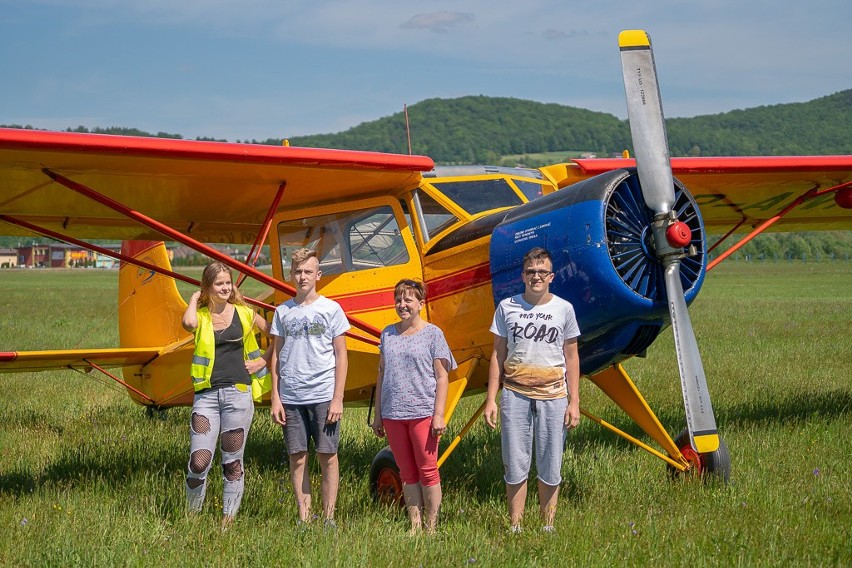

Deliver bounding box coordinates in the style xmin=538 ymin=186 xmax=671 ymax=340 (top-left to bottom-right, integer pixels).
xmin=414 ymin=189 xmax=460 ymax=242
xmin=277 ymin=205 xmax=409 ymax=275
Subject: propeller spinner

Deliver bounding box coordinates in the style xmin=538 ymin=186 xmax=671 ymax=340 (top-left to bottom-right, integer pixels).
xmin=618 ymin=30 xmax=720 ymax=454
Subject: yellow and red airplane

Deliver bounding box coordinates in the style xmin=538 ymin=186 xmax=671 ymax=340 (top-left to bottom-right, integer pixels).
xmin=1 ymin=30 xmax=850 ymax=499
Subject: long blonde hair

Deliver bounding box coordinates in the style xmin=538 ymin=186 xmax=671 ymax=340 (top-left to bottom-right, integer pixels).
xmin=198 ymin=262 xmax=246 ymax=308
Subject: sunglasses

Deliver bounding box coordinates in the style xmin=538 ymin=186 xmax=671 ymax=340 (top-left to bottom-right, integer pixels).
xmin=523 ymin=269 xmax=552 ymax=277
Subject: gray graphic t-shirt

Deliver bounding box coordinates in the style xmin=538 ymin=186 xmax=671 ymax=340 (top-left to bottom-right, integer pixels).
xmin=270 ymin=296 xmax=350 ymax=405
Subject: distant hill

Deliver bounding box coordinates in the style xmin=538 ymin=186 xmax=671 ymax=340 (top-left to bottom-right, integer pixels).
xmin=276 ymin=90 xmax=851 ymax=163
xmin=4 ymin=90 xmax=849 ymax=164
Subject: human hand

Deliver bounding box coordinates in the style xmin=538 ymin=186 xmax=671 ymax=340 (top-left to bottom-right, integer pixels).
xmin=326 ymin=397 xmax=343 ymax=424
xmin=371 ymin=416 xmax=385 ymax=438
xmin=483 ymin=399 xmax=498 ymax=429
xmin=271 ymin=399 xmax=286 ymax=426
xmin=244 ymin=357 xmax=267 ymax=375
xmin=565 ymin=401 xmax=580 ymax=430
xmin=431 ymin=415 xmax=446 ymax=438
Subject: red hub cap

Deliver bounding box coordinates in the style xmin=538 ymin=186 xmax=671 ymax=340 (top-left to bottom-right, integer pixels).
xmin=666 ymin=221 xmax=692 ymax=248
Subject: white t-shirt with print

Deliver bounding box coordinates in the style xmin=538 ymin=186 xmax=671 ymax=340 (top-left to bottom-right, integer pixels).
xmin=490 ymin=293 xmax=580 ymax=399
xmin=270 ymin=296 xmax=350 ymax=405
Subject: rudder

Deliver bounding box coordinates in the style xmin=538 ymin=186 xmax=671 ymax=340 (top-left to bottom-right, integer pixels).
xmin=119 ymin=241 xmax=188 ymax=348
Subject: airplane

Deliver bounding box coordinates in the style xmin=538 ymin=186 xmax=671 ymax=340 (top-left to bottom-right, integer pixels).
xmin=1 ymin=30 xmax=850 ymax=502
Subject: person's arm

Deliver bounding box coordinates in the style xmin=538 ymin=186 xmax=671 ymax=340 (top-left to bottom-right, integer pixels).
xmin=245 ymin=312 xmax=272 ymax=374
xmin=270 ymin=335 xmax=286 ymax=425
xmin=370 ymin=352 xmax=385 ymax=437
xmin=483 ymin=335 xmax=507 ymax=429
xmin=431 ymin=357 xmax=450 ymax=437
xmin=182 ymin=291 xmax=201 ymax=332
xmin=563 ymin=337 xmax=580 ymax=429
xmin=253 ymin=312 xmax=270 ymax=335
xmin=326 ymin=334 xmax=348 ymax=424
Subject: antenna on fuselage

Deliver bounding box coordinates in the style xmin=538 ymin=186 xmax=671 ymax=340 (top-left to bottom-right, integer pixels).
xmin=404 ymin=104 xmax=412 ymax=155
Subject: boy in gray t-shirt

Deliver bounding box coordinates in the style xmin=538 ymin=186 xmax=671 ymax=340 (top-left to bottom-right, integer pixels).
xmin=270 ymin=248 xmax=349 ymax=527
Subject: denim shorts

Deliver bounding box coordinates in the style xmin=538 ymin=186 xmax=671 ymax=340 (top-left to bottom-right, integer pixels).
xmin=500 ymin=388 xmax=567 ymax=486
xmin=283 ymin=400 xmax=340 ymax=454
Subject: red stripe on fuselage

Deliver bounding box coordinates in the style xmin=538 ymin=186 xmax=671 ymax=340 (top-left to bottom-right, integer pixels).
xmin=330 ymin=262 xmax=492 ymax=314
xmin=427 ymin=262 xmax=492 ymax=301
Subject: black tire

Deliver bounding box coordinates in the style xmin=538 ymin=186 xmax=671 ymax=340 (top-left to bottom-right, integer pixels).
xmin=369 ymin=446 xmax=403 ymax=505
xmin=668 ymin=428 xmax=731 ymax=484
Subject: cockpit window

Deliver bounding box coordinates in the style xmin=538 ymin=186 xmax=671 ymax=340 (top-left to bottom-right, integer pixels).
xmin=414 ymin=190 xmax=460 ymax=242
xmin=431 ymin=178 xmax=523 ymax=215
xmin=514 ymin=179 xmax=547 ymax=201
xmin=277 ymin=205 xmax=409 ymax=275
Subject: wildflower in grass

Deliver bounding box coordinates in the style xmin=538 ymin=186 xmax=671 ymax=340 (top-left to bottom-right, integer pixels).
xmin=20 ymin=518 xmax=28 ymax=526
xmin=813 ymin=468 xmax=820 ymax=476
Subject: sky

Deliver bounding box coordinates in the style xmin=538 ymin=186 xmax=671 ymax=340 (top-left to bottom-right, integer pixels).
xmin=2 ymin=0 xmax=850 ymax=142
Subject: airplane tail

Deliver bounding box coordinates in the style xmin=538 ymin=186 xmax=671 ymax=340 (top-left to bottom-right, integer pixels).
xmin=118 ymin=241 xmax=189 ymax=348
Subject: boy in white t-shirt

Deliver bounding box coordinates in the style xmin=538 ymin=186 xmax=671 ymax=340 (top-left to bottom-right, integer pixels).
xmin=484 ymin=246 xmax=581 ymax=534
xmin=270 ymin=248 xmax=350 ymax=527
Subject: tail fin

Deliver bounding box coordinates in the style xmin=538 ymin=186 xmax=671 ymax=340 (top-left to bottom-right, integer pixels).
xmin=119 ymin=241 xmax=188 ymax=348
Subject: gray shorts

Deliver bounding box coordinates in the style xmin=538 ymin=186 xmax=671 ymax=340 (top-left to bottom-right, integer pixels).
xmin=500 ymin=388 xmax=567 ymax=486
xmin=283 ymin=400 xmax=340 ymax=455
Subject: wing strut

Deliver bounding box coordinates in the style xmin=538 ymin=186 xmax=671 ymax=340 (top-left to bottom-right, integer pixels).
xmin=237 ymin=181 xmax=286 ymax=288
xmin=707 ymin=180 xmax=852 ymax=270
xmin=0 ymin=214 xmax=271 ymax=312
xmin=83 ymin=360 xmax=158 ymax=405
xmin=40 ymin=169 xmax=384 ymax=342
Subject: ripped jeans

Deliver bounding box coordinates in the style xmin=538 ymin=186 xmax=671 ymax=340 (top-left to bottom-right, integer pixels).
xmin=186 ymin=385 xmax=255 ymax=517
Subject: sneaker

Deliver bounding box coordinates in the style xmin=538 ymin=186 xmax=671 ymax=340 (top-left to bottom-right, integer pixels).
xmin=542 ymin=525 xmax=556 ymax=534
xmin=323 ymin=518 xmax=338 ymax=532
xmin=510 ymin=525 xmax=522 ymax=534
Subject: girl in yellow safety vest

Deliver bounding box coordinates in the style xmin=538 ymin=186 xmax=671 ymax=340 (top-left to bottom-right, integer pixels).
xmin=182 ymin=261 xmax=270 ymax=530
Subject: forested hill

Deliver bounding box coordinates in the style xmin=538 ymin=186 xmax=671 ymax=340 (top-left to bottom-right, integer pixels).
xmin=282 ymin=90 xmax=851 ymax=163
xmin=4 ymin=90 xmax=849 ymax=164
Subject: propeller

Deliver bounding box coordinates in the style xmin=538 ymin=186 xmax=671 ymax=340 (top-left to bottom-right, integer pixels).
xmin=618 ymin=30 xmax=720 ymax=454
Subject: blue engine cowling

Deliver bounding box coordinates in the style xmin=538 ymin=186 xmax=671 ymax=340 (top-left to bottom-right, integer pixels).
xmin=489 ymin=168 xmax=706 ymax=376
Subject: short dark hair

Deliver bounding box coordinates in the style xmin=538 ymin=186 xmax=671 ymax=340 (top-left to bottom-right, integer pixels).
xmin=522 ymin=247 xmax=552 ymax=268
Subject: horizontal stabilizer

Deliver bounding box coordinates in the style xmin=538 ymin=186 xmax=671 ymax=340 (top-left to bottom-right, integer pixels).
xmin=0 ymin=347 xmax=161 ymax=373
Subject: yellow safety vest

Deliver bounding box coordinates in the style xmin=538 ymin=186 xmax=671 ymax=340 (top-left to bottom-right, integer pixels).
xmin=190 ymin=304 xmax=270 ymax=402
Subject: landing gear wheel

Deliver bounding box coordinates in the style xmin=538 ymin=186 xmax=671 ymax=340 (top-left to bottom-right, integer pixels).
xmin=145 ymin=406 xmax=168 ymax=421
xmin=668 ymin=428 xmax=731 ymax=483
xmin=369 ymin=446 xmax=403 ymax=506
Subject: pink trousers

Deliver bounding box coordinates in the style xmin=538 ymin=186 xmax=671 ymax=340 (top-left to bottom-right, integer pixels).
xmin=383 ymin=416 xmax=440 ymax=487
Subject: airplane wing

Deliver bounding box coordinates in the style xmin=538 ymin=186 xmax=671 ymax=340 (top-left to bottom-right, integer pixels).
xmin=0 ymin=347 xmax=160 ymax=372
xmin=0 ymin=127 xmax=434 ymax=243
xmin=560 ymin=156 xmax=852 ymax=232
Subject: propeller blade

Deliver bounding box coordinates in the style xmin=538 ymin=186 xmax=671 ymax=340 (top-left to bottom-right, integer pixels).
xmin=619 ymin=29 xmax=720 ymax=454
xmin=618 ymin=30 xmax=676 ymax=216
xmin=664 ymin=262 xmax=719 ymax=453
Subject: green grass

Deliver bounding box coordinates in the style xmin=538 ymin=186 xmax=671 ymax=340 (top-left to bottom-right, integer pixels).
xmin=1 ymin=263 xmax=850 ymax=566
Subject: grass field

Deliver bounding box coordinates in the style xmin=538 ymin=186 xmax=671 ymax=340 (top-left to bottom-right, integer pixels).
xmin=1 ymin=262 xmax=849 ymax=566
